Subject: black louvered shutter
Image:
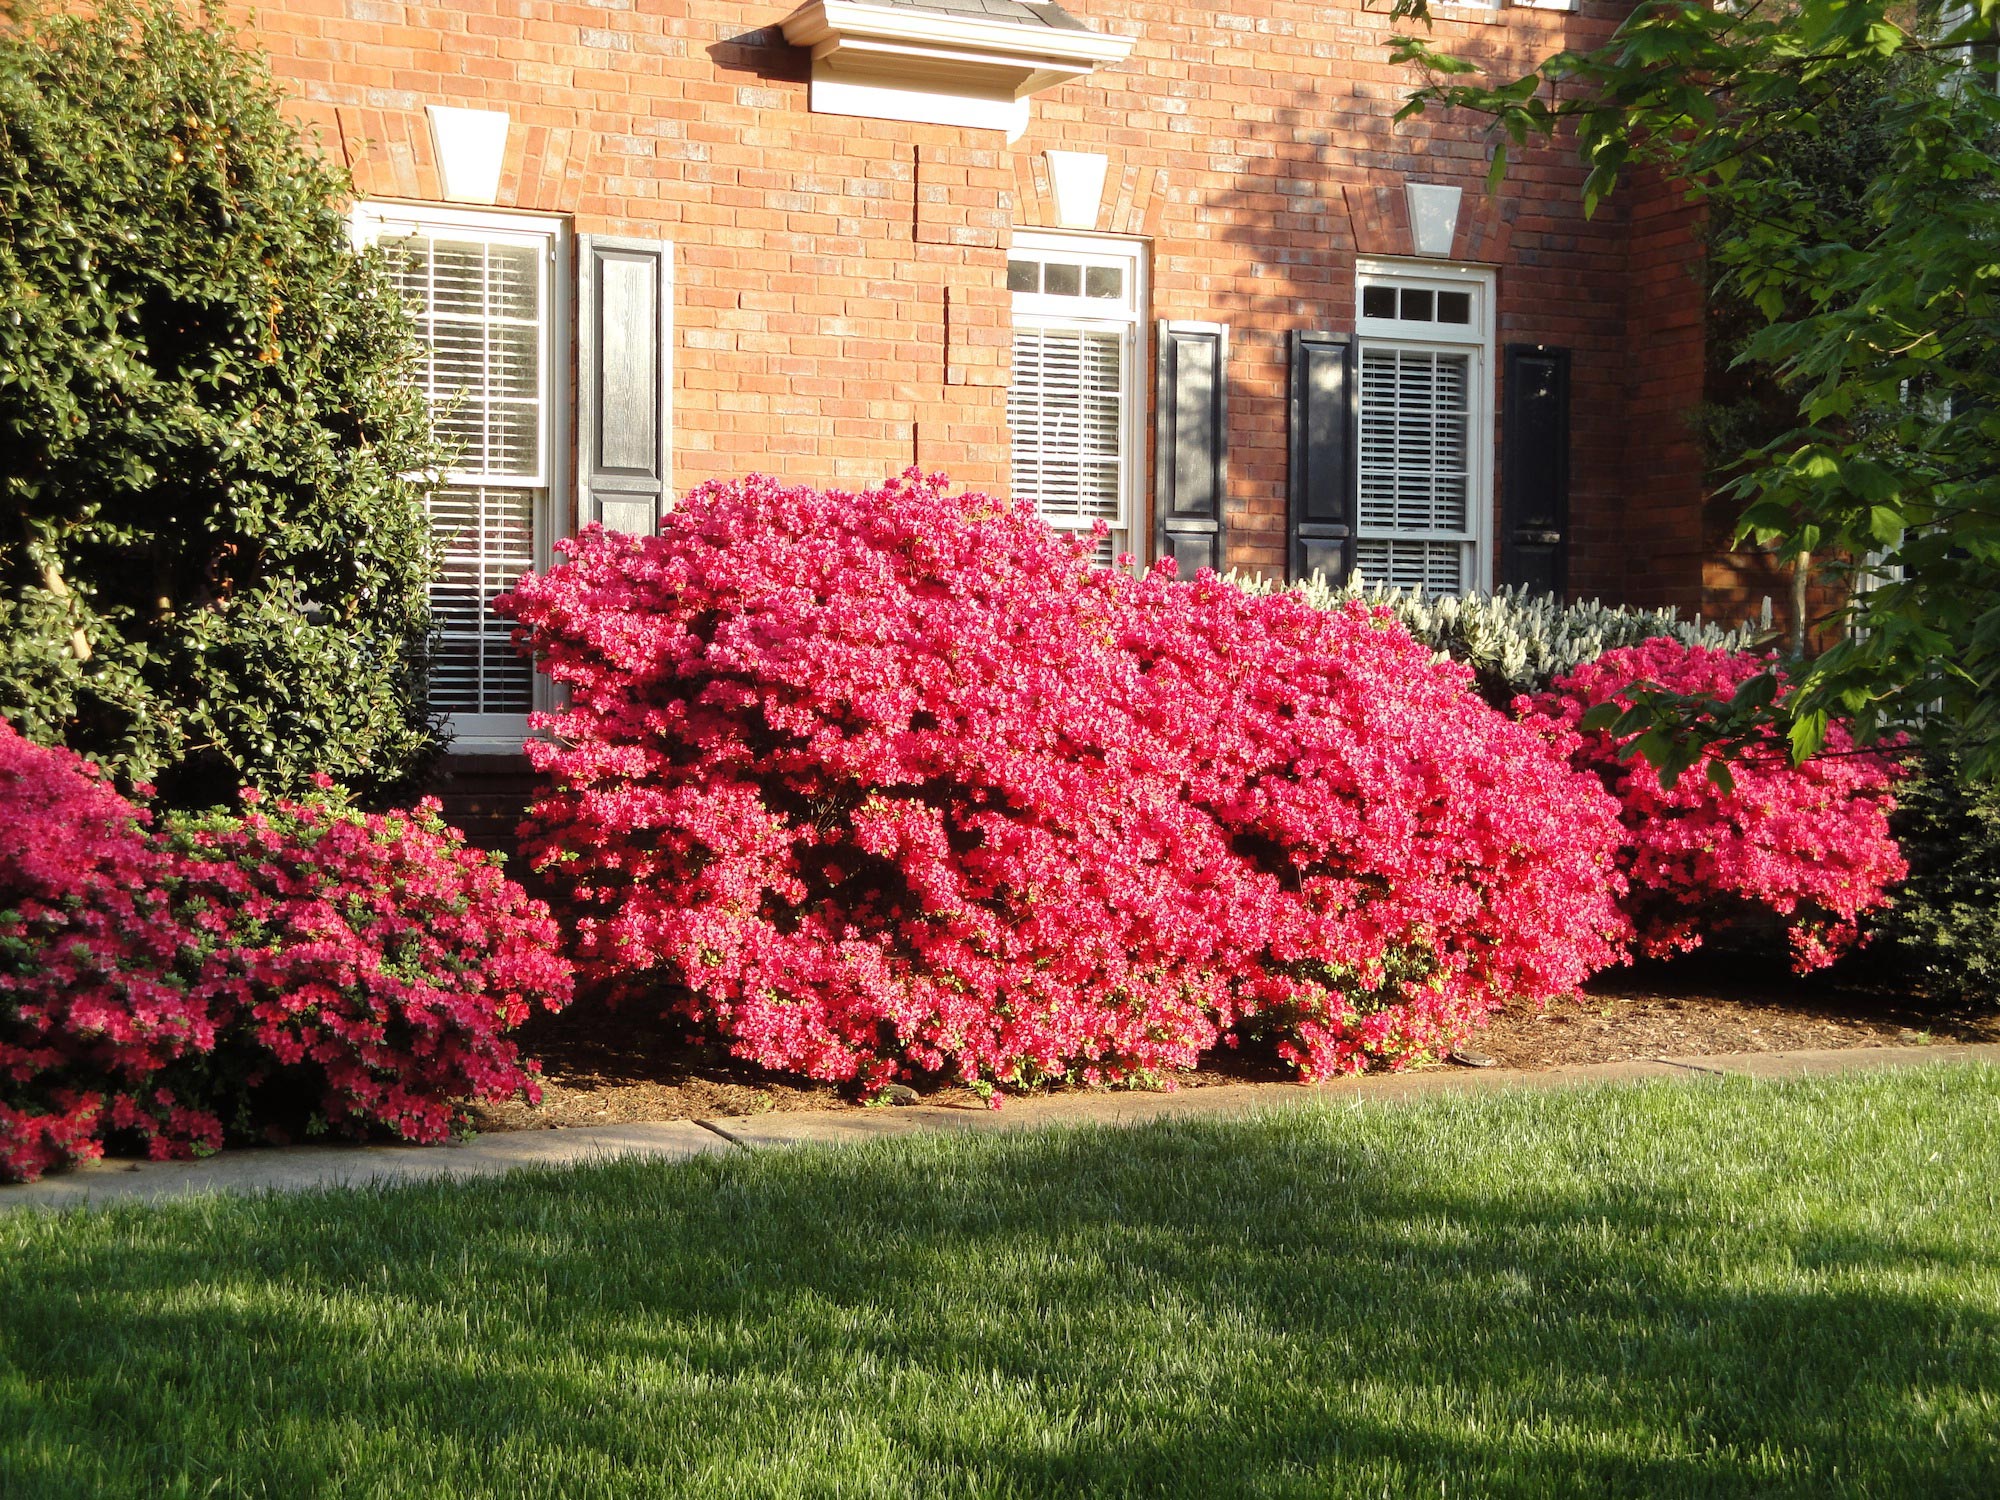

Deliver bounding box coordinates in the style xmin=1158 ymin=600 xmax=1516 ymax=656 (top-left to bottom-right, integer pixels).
xmin=1287 ymin=331 xmax=1357 ymax=583
xmin=1153 ymin=320 xmax=1229 ymax=572
xmin=579 ymin=236 xmax=674 ymax=536
xmin=1501 ymin=344 xmax=1570 ymax=596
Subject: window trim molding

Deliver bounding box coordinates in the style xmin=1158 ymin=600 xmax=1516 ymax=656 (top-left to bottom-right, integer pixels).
xmin=1354 ymin=256 xmax=1497 ymax=595
xmin=1007 ymin=229 xmax=1150 ymax=565
xmin=350 ymin=200 xmax=574 ymax=754
xmin=1426 ymin=0 xmax=1508 ymax=23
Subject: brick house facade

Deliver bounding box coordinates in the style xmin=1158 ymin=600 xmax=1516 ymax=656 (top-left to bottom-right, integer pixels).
xmin=235 ymin=0 xmax=1728 ymax=836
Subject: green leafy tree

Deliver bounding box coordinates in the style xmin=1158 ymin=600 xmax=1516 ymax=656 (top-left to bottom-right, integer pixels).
xmin=1391 ymin=0 xmax=2000 ymax=778
xmin=0 ymin=1 xmax=444 ymax=807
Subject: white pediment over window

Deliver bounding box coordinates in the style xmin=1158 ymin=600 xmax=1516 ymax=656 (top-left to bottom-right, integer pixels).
xmin=779 ymin=0 xmax=1135 ymax=137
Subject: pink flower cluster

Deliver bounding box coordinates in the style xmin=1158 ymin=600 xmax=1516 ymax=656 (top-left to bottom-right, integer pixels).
xmin=0 ymin=724 xmax=210 ymax=1182
xmin=1531 ymin=640 xmax=1906 ymax=971
xmin=0 ymin=723 xmax=573 ymax=1183
xmin=162 ymin=787 xmax=576 ymax=1146
xmin=499 ymin=472 xmax=1632 ymax=1095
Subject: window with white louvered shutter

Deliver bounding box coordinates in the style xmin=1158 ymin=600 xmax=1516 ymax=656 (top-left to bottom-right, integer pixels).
xmin=1354 ymin=261 xmax=1494 ymax=596
xmin=1007 ymin=233 xmax=1144 ymax=567
xmin=352 ymin=207 xmax=565 ymax=741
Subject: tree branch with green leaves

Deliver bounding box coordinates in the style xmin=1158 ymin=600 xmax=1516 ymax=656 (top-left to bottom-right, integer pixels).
xmin=1389 ymin=0 xmax=2000 ymax=779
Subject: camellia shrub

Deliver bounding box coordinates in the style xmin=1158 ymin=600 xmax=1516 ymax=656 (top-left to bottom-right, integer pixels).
xmin=0 ymin=720 xmax=571 ymax=1184
xmin=499 ymin=472 xmax=1631 ymax=1096
xmin=1531 ymin=640 xmax=1906 ymax=971
xmin=0 ymin=3 xmax=445 ymax=807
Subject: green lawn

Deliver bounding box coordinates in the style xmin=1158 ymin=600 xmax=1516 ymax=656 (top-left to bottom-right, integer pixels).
xmin=3 ymin=1068 xmax=1997 ymax=1499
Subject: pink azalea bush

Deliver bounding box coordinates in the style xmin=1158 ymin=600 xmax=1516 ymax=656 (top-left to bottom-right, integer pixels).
xmin=1530 ymin=640 xmax=1906 ymax=971
xmin=162 ymin=788 xmax=575 ymax=1146
xmin=498 ymin=471 xmax=1631 ymax=1095
xmin=0 ymin=723 xmax=214 ymax=1182
xmin=0 ymin=721 xmax=572 ymax=1183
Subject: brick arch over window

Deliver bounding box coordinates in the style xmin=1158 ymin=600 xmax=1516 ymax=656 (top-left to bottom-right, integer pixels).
xmin=1341 ymin=180 xmax=1515 ymax=265
xmin=1010 ymin=153 xmax=1170 ymax=237
xmin=326 ymin=107 xmax=595 ymax=215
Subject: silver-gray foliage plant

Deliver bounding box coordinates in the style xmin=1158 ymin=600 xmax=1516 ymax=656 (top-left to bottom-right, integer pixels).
xmin=1231 ymin=574 xmax=1757 ymax=703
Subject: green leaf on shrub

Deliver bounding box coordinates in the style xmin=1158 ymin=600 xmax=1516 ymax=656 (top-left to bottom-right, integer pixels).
xmin=1790 ymin=709 xmax=1830 ymax=764
xmin=1579 ymin=701 xmax=1624 ymax=733
xmin=1732 ymin=670 xmax=1780 ymax=712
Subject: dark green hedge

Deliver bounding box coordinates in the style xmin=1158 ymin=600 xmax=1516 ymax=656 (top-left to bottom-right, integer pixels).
xmin=0 ymin=2 xmax=445 ymax=807
xmin=1873 ymin=753 xmax=2000 ymax=1011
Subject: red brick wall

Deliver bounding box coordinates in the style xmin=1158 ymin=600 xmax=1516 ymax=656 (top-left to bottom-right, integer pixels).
xmin=1009 ymin=3 xmax=1645 ymax=585
xmin=237 ymin=0 xmax=1703 ymax=595
xmin=1617 ymin=164 xmax=1709 ymax=614
xmin=1704 ymin=530 xmax=1852 ymax=646
xmin=424 ymin=754 xmax=545 ymax=854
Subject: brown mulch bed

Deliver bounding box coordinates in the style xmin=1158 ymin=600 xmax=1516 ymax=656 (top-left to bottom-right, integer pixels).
xmin=1472 ymin=959 xmax=1999 ymax=1070
xmin=468 ymin=954 xmax=2000 ymax=1133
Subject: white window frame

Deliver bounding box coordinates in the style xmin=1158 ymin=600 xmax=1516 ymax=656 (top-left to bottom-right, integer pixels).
xmin=1354 ymin=256 xmax=1497 ymax=596
xmin=1006 ymin=229 xmax=1149 ymax=567
xmin=1431 ymin=0 xmax=1581 ymax=13
xmin=1939 ymin=2 xmax=1998 ymax=92
xmin=350 ymin=202 xmax=573 ymax=754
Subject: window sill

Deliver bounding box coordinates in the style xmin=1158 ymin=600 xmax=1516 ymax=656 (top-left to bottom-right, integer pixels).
xmin=438 ymin=747 xmax=535 ymax=771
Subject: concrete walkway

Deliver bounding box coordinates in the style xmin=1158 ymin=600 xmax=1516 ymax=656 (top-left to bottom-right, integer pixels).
xmin=6 ymin=1042 xmax=1997 ymax=1214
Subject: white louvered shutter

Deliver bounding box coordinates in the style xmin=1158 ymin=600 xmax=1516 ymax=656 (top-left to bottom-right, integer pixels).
xmin=1356 ymin=345 xmax=1473 ymax=594
xmin=1009 ymin=324 xmax=1129 ymax=565
xmin=379 ymin=227 xmax=547 ymax=718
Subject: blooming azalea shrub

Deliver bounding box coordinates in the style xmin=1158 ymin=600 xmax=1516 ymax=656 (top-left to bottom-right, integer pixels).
xmin=499 ymin=472 xmax=1631 ymax=1094
xmin=1111 ymin=569 xmax=1634 ymax=1076
xmin=160 ymin=788 xmax=575 ymax=1146
xmin=0 ymin=722 xmax=218 ymax=1183
xmin=1530 ymin=640 xmax=1906 ymax=971
xmin=0 ymin=719 xmax=573 ymax=1183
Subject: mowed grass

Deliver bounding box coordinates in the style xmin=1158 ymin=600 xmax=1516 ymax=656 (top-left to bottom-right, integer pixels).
xmin=4 ymin=1068 xmax=1999 ymax=1499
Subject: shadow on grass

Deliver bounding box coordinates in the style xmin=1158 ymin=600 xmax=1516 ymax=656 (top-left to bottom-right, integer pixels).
xmin=2 ymin=1077 xmax=1996 ymax=1498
